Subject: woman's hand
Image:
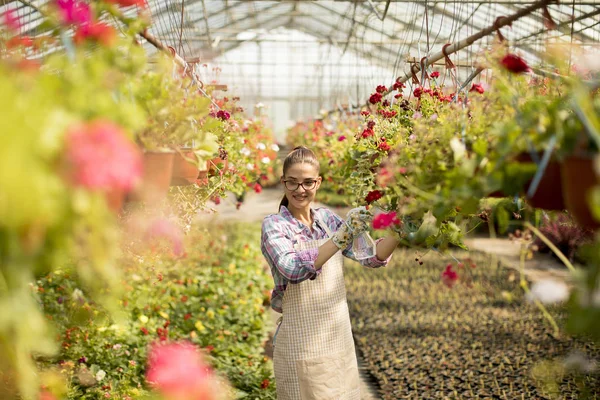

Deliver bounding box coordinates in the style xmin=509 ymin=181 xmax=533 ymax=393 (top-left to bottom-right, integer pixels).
xmin=331 ymin=207 xmax=373 ymax=250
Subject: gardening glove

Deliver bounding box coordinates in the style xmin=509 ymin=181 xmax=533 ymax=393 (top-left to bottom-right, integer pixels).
xmin=331 ymin=207 xmax=373 ymax=250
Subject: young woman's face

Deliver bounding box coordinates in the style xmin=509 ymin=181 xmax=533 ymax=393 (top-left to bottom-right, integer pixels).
xmin=281 ymin=163 xmax=321 ymax=209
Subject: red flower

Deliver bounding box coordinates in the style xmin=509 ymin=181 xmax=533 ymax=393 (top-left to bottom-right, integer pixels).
xmin=378 ymin=142 xmax=391 ymax=152
xmin=501 ymin=54 xmax=531 ymax=74
xmin=392 ymin=81 xmax=405 ymax=90
xmin=382 ymin=99 xmax=390 ymax=107
xmin=253 ymin=183 xmax=263 ymax=193
xmin=3 ymin=8 xmax=21 ymax=32
xmin=375 ymin=85 xmax=388 ymax=94
xmin=184 ymin=313 xmax=192 ymax=321
xmin=6 ymin=35 xmax=34 ymax=49
xmin=441 ymin=264 xmax=459 ymax=288
xmin=360 ymin=111 xmax=370 ymax=116
xmin=367 ymin=120 xmax=376 ymax=129
xmin=146 ymin=342 xmax=214 ymax=399
xmin=73 ymin=22 xmax=117 ymax=47
xmin=372 ymin=212 xmax=401 ymax=230
xmin=430 ymin=71 xmax=440 ymax=79
xmin=469 ymin=83 xmax=485 ymax=94
xmin=261 ymin=379 xmax=270 ymax=389
xmin=65 ymin=120 xmax=142 ymax=191
xmin=204 ymin=345 xmax=214 ymax=353
xmin=394 ymin=93 xmax=403 ymax=99
xmin=140 ymin=327 xmax=149 ymax=335
xmin=413 ymin=87 xmax=423 ymax=98
xmin=369 ymin=93 xmax=383 ymax=104
xmin=365 ymin=190 xmax=384 ymax=204
xmin=216 ymin=110 xmax=230 ymax=120
xmin=338 ymin=135 xmax=346 ymax=142
xmin=360 ymin=128 xmax=374 ymax=139
xmin=181 ymin=296 xmax=188 ymax=303
xmin=104 ymin=0 xmax=147 ymax=7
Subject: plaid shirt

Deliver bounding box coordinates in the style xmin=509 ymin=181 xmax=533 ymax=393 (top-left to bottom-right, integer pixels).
xmin=261 ymin=205 xmax=390 ymax=313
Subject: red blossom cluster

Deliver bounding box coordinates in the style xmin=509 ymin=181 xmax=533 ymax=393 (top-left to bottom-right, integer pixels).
xmin=501 ymin=53 xmax=531 ymax=73
xmin=413 ymin=87 xmax=423 ymax=98
xmin=441 ymin=264 xmax=459 ymax=288
xmin=375 ymin=85 xmax=388 ymax=93
xmin=378 ymin=141 xmax=391 ymax=152
xmin=372 ymin=211 xmax=401 ymax=230
xmin=253 ymin=183 xmax=263 ymax=193
xmin=394 ymin=93 xmax=403 ymax=99
xmin=430 ymin=71 xmax=440 ymax=79
xmin=365 ymin=190 xmax=384 ymax=204
xmin=376 ymin=109 xmax=397 ymax=119
xmin=360 ymin=128 xmax=374 ymax=139
xmin=367 ymin=120 xmax=376 ymax=129
xmin=360 ymin=110 xmax=370 ymax=116
xmin=369 ymin=92 xmax=383 ymax=104
xmin=392 ymin=80 xmax=405 ymax=91
xmin=216 ymin=110 xmax=231 ymax=120
xmin=469 ymin=83 xmax=485 ymax=94
xmin=338 ymin=135 xmax=346 ymax=142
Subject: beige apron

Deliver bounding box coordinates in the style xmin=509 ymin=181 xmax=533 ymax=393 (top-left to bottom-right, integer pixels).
xmin=273 ymin=223 xmax=361 ymax=400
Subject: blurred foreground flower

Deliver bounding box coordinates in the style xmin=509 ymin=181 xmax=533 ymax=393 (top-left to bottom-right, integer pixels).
xmin=147 ymin=341 xmax=226 ymax=400
xmin=500 ymin=54 xmax=531 ymax=74
xmin=145 ymin=217 xmax=184 ymax=257
xmin=65 ymin=120 xmax=142 ymax=192
xmin=441 ymin=264 xmax=458 ymax=288
xmin=372 ymin=211 xmax=401 ymax=230
xmin=527 ymin=279 xmax=569 ymax=304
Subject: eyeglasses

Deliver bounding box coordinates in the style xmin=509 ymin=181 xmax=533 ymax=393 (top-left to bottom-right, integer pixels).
xmin=283 ymin=179 xmax=318 ymax=191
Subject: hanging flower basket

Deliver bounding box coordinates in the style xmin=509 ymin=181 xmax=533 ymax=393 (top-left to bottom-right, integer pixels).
xmin=560 ymin=155 xmax=600 ymax=229
xmin=130 ymin=152 xmax=175 ymax=203
xmin=171 ymin=151 xmax=199 ymax=186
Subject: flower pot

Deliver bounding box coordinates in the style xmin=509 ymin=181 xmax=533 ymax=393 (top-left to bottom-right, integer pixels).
xmin=130 ymin=152 xmax=174 ymax=204
xmin=517 ymin=153 xmax=565 ymax=211
xmin=104 ymin=188 xmax=125 ymax=213
xmin=171 ymin=151 xmax=199 ymax=186
xmin=207 ymin=157 xmax=228 ymax=177
xmin=560 ymin=155 xmax=600 ymax=229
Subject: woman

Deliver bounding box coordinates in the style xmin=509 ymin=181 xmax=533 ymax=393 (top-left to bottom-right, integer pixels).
xmin=261 ymin=146 xmax=399 ymax=400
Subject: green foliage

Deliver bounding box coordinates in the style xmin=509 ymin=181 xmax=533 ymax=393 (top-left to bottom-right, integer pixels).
xmin=36 ymin=222 xmax=276 ymax=399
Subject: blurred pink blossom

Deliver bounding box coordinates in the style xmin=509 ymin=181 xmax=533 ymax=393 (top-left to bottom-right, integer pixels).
xmin=147 ymin=341 xmax=216 ymax=400
xmin=372 ymin=212 xmax=401 ymax=230
xmin=441 ymin=264 xmax=458 ymax=288
xmin=55 ymin=0 xmax=91 ymax=26
xmin=3 ymin=8 xmax=21 ymax=32
xmin=146 ymin=218 xmax=184 ymax=257
xmin=65 ymin=120 xmax=142 ymax=191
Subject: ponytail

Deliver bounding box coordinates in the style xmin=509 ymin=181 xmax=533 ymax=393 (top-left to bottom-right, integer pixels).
xmin=279 ymin=195 xmax=289 ymax=211
xmin=278 ymin=146 xmax=320 ymax=212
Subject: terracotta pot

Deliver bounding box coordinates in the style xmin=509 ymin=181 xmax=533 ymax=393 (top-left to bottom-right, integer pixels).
xmin=130 ymin=152 xmax=174 ymax=204
xmin=207 ymin=157 xmax=228 ymax=177
xmin=560 ymin=155 xmax=600 ymax=229
xmin=104 ymin=188 xmax=125 ymax=213
xmin=518 ymin=153 xmax=565 ymax=211
xmin=171 ymin=151 xmax=199 ymax=186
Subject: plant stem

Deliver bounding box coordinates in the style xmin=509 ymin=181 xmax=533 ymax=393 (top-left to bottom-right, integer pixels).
xmin=524 ymin=222 xmax=576 ymax=273
xmin=519 ymin=241 xmax=560 ymax=338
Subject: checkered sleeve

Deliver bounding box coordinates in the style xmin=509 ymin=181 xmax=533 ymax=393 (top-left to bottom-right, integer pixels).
xmin=320 ymin=208 xmax=391 ymax=268
xmin=261 ymin=215 xmax=322 ymax=283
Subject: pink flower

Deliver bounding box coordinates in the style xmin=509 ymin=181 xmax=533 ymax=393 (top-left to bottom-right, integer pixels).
xmin=145 ymin=218 xmax=184 ymax=257
xmin=65 ymin=120 xmax=142 ymax=192
xmin=3 ymin=8 xmax=21 ymax=32
xmin=469 ymin=83 xmax=485 ymax=94
xmin=441 ymin=264 xmax=459 ymax=288
xmin=147 ymin=341 xmax=215 ymax=400
xmin=253 ymin=183 xmax=262 ymax=193
xmin=372 ymin=211 xmax=401 ymax=230
xmin=430 ymin=71 xmax=440 ymax=79
xmin=104 ymin=0 xmax=147 ymax=7
xmin=55 ymin=0 xmax=92 ymax=26
xmin=369 ymin=93 xmax=383 ymax=104
xmin=338 ymin=135 xmax=346 ymax=142
xmin=501 ymin=54 xmax=531 ymax=74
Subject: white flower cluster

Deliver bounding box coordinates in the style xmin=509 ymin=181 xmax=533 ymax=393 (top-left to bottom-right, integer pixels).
xmin=526 ymin=279 xmax=569 ymax=304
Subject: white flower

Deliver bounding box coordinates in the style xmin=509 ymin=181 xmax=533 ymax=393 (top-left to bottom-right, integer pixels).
xmin=527 ymin=279 xmax=569 ymax=304
xmin=261 ymin=157 xmax=271 ymax=164
xmin=138 ymin=315 xmax=149 ymax=323
xmin=240 ymin=147 xmax=251 ymax=156
xmin=71 ymin=289 xmax=84 ymax=301
xmin=563 ymin=351 xmax=597 ymax=373
xmin=95 ymin=370 xmax=106 ymax=382
xmin=246 ymin=163 xmax=254 ymax=170
xmin=256 ymin=143 xmax=266 ymax=150
xmin=271 ymin=144 xmax=280 ymax=152
xmin=113 ymin=344 xmax=122 ymax=350
xmin=255 ymin=102 xmax=264 ymax=109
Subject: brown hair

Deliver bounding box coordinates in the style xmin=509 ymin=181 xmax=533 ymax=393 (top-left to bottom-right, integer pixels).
xmin=279 ymin=146 xmax=320 ymax=210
